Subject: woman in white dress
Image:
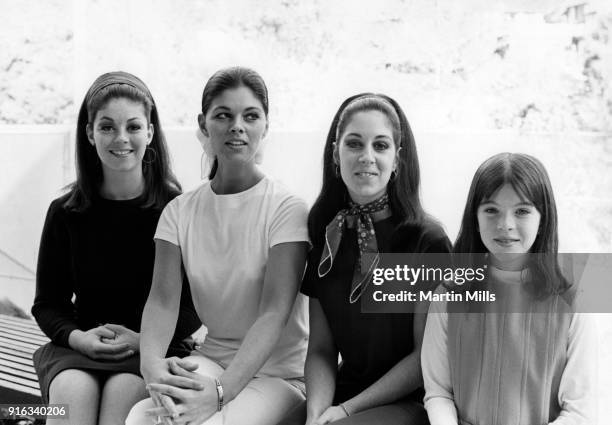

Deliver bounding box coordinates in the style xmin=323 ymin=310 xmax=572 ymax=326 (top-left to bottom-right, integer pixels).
xmin=126 ymin=67 xmax=310 ymax=425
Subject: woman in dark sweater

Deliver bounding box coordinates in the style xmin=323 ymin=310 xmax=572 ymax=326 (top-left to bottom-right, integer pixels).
xmin=279 ymin=94 xmax=450 ymax=425
xmin=31 ymin=71 xmax=200 ymax=425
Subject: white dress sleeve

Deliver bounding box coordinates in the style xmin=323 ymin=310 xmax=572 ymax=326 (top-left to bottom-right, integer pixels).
xmin=422 ymin=292 xmax=459 ymax=425
xmin=268 ymin=195 xmax=309 ymax=248
xmin=154 ymin=197 xmax=180 ymax=246
xmin=549 ymin=313 xmax=598 ymax=425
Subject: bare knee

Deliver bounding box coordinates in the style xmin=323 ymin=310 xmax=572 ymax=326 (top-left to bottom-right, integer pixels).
xmin=99 ymin=373 xmax=147 ymax=425
xmin=48 ymin=368 xmax=100 ymax=401
xmin=47 ymin=369 xmax=100 ymax=425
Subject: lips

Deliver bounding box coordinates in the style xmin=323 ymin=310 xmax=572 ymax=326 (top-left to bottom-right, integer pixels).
xmin=354 ymin=171 xmax=379 ymax=177
xmin=225 ymin=139 xmax=247 ymax=147
xmin=493 ymin=237 xmax=520 ymax=246
xmin=109 ymin=149 xmax=134 ymax=157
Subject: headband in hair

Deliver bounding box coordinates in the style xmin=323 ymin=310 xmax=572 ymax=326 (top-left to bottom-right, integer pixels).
xmin=85 ymin=71 xmax=154 ymax=119
xmin=335 ymin=94 xmax=401 ymax=144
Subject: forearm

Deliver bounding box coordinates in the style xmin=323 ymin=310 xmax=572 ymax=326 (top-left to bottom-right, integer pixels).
xmin=548 ymin=313 xmax=598 ymax=425
xmin=219 ymin=311 xmax=285 ymax=401
xmin=141 ymin=240 xmax=183 ymax=367
xmin=304 ymin=349 xmax=337 ymax=420
xmin=32 ymin=303 xmax=79 ymax=347
xmin=140 ymin=293 xmax=180 ymax=364
xmin=422 ymin=297 xmax=458 ymax=425
xmin=343 ymin=350 xmax=421 ymax=415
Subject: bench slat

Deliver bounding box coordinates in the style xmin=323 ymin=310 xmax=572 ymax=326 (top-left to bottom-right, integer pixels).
xmin=0 ymin=376 xmax=41 ymax=396
xmin=0 ymin=358 xmax=37 ymax=375
xmin=0 ymin=319 xmax=49 ymax=339
xmin=0 ymin=371 xmax=40 ymax=390
xmin=0 ymin=328 xmax=49 ymax=345
xmin=0 ymin=336 xmax=41 ymax=352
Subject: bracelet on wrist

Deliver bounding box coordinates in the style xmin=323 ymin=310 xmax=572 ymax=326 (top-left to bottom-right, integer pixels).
xmin=214 ymin=378 xmax=224 ymax=411
xmin=339 ymin=403 xmax=350 ymax=417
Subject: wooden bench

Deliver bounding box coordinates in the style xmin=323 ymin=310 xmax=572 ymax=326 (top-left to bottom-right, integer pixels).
xmin=0 ymin=314 xmax=49 ymax=403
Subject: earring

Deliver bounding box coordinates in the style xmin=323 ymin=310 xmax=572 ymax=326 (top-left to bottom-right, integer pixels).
xmin=334 ymin=164 xmax=340 ymax=177
xmin=390 ymin=170 xmax=397 ymax=181
xmin=143 ymin=146 xmax=157 ymax=165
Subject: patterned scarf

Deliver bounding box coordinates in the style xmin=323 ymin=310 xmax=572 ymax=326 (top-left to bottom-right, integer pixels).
xmin=318 ymin=194 xmax=391 ymax=303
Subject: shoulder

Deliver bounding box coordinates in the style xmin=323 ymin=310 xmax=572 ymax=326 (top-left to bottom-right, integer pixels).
xmin=390 ymin=218 xmax=451 ymax=253
xmin=262 ymin=177 xmax=309 ymax=215
xmin=46 ymin=193 xmax=73 ymax=220
xmin=165 ymin=182 xmax=210 ymax=211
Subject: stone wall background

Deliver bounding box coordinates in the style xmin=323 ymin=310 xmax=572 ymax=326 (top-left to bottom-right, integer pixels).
xmin=2 ymin=0 xmax=612 ymax=131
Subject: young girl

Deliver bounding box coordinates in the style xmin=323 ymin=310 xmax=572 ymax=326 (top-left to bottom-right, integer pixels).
xmin=279 ymin=93 xmax=451 ymax=425
xmin=125 ymin=67 xmax=310 ymax=425
xmin=31 ymin=72 xmax=201 ymax=425
xmin=422 ymin=152 xmax=597 ymax=425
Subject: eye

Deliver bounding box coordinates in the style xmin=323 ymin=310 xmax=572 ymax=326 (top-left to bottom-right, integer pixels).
xmin=214 ymin=112 xmax=230 ymax=119
xmin=128 ymin=124 xmax=143 ymax=132
xmin=345 ymin=139 xmax=362 ymax=149
xmin=245 ymin=112 xmax=260 ymax=122
xmin=482 ymin=207 xmax=498 ymax=214
xmin=99 ymin=124 xmax=114 ymax=132
xmin=515 ymin=208 xmax=532 ymax=216
xmin=373 ymin=141 xmax=390 ymax=151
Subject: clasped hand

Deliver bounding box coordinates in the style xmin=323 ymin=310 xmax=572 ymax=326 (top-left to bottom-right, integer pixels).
xmin=307 ymin=405 xmax=349 ymax=425
xmin=70 ymin=324 xmax=138 ymax=360
xmin=144 ymin=358 xmax=220 ymax=425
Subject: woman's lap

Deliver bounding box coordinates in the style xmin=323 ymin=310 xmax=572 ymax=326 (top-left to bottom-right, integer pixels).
xmin=126 ymin=354 xmax=305 ymax=425
xmin=276 ymin=399 xmax=429 ymax=425
xmin=33 ymin=342 xmax=140 ymax=403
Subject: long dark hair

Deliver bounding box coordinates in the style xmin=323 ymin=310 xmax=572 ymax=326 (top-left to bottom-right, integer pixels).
xmin=64 ymin=71 xmax=180 ymax=211
xmin=454 ymin=152 xmax=568 ymax=296
xmin=200 ymin=67 xmax=269 ymax=180
xmin=308 ymin=93 xmax=426 ymax=247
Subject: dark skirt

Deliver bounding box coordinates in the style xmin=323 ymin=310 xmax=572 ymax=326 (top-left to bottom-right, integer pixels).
xmin=33 ymin=340 xmax=194 ymax=403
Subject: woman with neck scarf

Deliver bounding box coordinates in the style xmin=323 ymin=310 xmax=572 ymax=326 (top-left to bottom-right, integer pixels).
xmin=278 ymin=94 xmax=451 ymax=425
xmin=31 ymin=72 xmax=200 ymax=425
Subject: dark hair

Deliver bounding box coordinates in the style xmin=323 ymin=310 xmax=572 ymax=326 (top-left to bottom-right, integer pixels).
xmin=454 ymin=152 xmax=568 ymax=296
xmin=200 ymin=67 xmax=269 ymax=179
xmin=308 ymin=93 xmax=426 ymax=247
xmin=64 ymin=71 xmax=181 ymax=212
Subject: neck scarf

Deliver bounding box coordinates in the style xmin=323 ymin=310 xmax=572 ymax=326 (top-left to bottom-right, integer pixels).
xmin=318 ymin=194 xmax=391 ymax=303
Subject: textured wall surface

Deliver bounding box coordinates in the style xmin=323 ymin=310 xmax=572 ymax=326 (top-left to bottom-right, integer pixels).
xmin=1 ymin=0 xmax=611 ymax=131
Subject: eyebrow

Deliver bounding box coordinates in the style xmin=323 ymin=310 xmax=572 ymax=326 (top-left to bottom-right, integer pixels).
xmin=211 ymin=105 xmax=263 ymax=112
xmin=344 ymin=133 xmax=392 ymax=139
xmin=97 ymin=116 xmax=144 ymax=122
xmin=480 ymin=200 xmax=535 ymax=206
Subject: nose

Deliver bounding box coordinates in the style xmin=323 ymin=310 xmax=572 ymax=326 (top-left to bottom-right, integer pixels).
xmin=115 ymin=128 xmax=129 ymax=143
xmin=497 ymin=212 xmax=515 ymax=230
xmin=230 ymin=117 xmax=245 ymax=134
xmin=358 ymin=144 xmax=375 ymax=164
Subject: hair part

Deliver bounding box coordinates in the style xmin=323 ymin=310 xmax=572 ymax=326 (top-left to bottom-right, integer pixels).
xmin=200 ymin=67 xmax=269 ymax=180
xmin=453 ymin=152 xmax=568 ymax=296
xmin=64 ymin=72 xmax=181 ymax=212
xmin=308 ymin=93 xmax=427 ymax=248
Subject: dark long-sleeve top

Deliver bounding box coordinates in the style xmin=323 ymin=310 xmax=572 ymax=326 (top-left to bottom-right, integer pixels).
xmin=302 ymin=216 xmax=451 ymax=403
xmin=32 ymin=193 xmax=201 ymax=348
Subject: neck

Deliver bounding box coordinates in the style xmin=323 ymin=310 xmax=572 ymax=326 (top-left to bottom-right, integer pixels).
xmin=100 ymin=168 xmax=145 ymax=200
xmin=211 ymin=162 xmax=264 ymax=194
xmin=490 ymin=253 xmax=528 ymax=271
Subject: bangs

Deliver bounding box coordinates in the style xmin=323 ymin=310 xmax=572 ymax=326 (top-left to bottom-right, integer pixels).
xmin=476 ymin=158 xmax=541 ymax=211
